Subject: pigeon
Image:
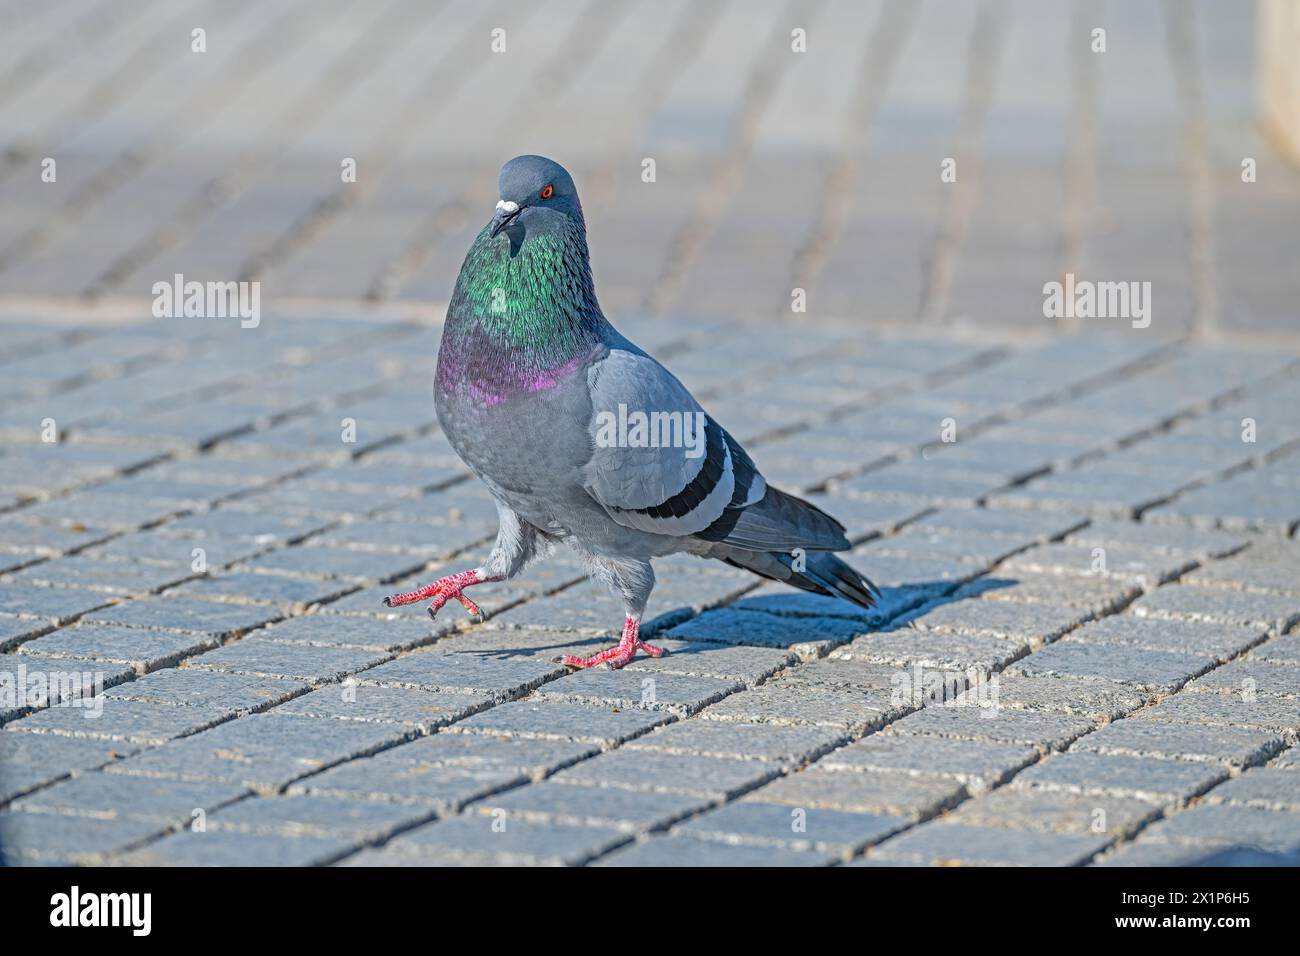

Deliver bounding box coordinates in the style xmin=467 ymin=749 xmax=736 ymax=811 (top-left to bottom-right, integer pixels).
xmin=384 ymin=155 xmax=877 ymax=668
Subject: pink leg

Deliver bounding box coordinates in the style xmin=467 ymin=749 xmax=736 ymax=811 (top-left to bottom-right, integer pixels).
xmin=383 ymin=569 xmax=502 ymax=620
xmin=562 ymin=616 xmax=665 ymax=670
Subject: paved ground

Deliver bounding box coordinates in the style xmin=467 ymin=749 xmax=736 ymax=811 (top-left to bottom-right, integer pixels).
xmin=1 ymin=311 xmax=1299 ymax=866
xmin=2 ymin=0 xmax=1300 ymax=866
xmin=2 ymin=0 xmax=1299 ymax=335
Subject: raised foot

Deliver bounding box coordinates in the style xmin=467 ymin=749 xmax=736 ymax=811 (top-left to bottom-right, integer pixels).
xmin=382 ymin=569 xmax=498 ymax=621
xmin=562 ymin=617 xmax=664 ymax=670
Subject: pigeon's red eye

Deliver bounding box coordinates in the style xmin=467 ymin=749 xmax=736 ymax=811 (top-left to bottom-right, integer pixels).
xmin=540 ymin=184 xmax=554 ymax=200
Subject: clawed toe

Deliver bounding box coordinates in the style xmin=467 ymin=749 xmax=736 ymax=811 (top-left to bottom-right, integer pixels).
xmin=561 ymin=623 xmax=664 ymax=669
xmin=382 ymin=569 xmax=498 ymax=620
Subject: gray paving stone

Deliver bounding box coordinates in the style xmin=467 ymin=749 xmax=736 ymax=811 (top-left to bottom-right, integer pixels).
xmin=698 ymin=685 xmax=896 ymax=734
xmin=0 ymin=583 xmax=115 ymax=623
xmin=0 ymin=730 xmax=138 ymax=804
xmin=531 ymin=669 xmax=741 ymax=717
xmin=952 ymin=674 xmax=1148 ymax=721
xmin=835 ymin=467 xmax=1004 ymax=504
xmin=849 ymin=554 xmax=986 ymax=592
xmin=1066 ymin=520 xmax=1247 ymax=559
xmin=1276 ymin=748 xmax=1300 ymax=770
xmin=0 ymin=615 xmax=51 ymax=652
xmin=947 ymin=790 xmax=1160 ymax=838
xmin=596 ymin=832 xmax=837 ymax=866
xmin=16 ymin=494 xmax=184 ymax=533
xmin=1130 ymin=692 xmax=1300 ymax=735
xmin=0 ymin=520 xmax=110 ymax=558
xmin=1130 ymin=584 xmax=1300 ymax=634
xmin=292 ymin=734 xmax=595 ymax=807
xmin=274 ymin=684 xmax=490 ymax=731
xmin=385 ymin=815 xmax=630 ymax=866
xmin=987 ymin=472 xmax=1178 ymax=517
xmin=902 ymin=598 xmax=1091 ymax=644
xmin=0 ymin=652 xmax=136 ymax=710
xmin=209 ymin=793 xmax=434 ymax=840
xmin=11 ymin=772 xmax=248 ymax=823
xmin=775 ymin=656 xmax=911 ymax=693
xmin=955 ymin=571 xmax=1140 ymax=615
xmin=184 ymin=636 xmax=391 ymax=683
xmin=1093 ymin=840 xmax=1240 ymax=866
xmin=17 ymin=623 xmax=216 ymax=672
xmin=240 ymin=546 xmax=426 ymax=583
xmin=1201 ymin=767 xmax=1300 ymax=812
xmin=1151 ymin=484 xmax=1300 ymax=534
xmin=1012 ymin=752 xmax=1228 ymax=803
xmin=0 ymin=810 xmax=165 ymax=864
xmin=624 ymin=720 xmax=845 ymax=766
xmin=170 ymin=572 xmax=356 ymax=609
xmin=85 ymin=531 xmax=263 ymax=568
xmin=1070 ymin=719 xmax=1283 ymax=768
xmin=295 ymin=760 xmax=525 ymax=811
xmin=869 ymin=535 xmax=1027 ymax=569
xmin=879 ymin=526 xmax=1041 ymax=563
xmin=818 ymin=734 xmax=1039 ymax=793
xmin=452 ymin=700 xmax=668 ymax=746
xmin=116 ymin=829 xmax=358 ymax=866
xmin=103 ymin=713 xmax=411 ymax=792
xmin=6 ymin=697 xmax=234 ymax=745
xmin=104 ymin=668 xmax=307 ymax=711
xmin=335 ymin=847 xmax=456 ymax=866
xmin=675 ymin=800 xmax=908 ymax=854
xmin=469 ymin=781 xmax=710 ymax=833
xmin=623 ymin=641 xmax=797 ymax=685
xmin=1184 ymin=658 xmax=1300 ymax=700
xmin=1068 ymin=614 xmax=1266 ymax=663
xmin=745 ymin=767 xmax=966 ymax=819
xmin=8 ymin=556 xmax=193 ymax=594
xmin=356 ymin=651 xmax=564 ymax=697
xmin=380 ymin=733 xmax=596 ymax=778
xmin=887 ymin=704 xmax=1096 ymax=751
xmin=256 ymin=613 xmax=446 ymax=651
xmin=1002 ymin=542 xmax=1198 ymax=587
xmin=164 ymin=510 xmax=331 ymax=543
xmin=1252 ymin=635 xmax=1300 ymax=665
xmin=82 ymin=596 xmax=283 ymax=638
xmin=1009 ymin=640 xmax=1215 ymax=692
xmin=1136 ymin=803 xmax=1300 ymax=851
xmin=912 ymin=508 xmax=1087 ymax=540
xmin=834 ymin=626 xmax=1027 ymax=672
xmin=1186 ymin=554 xmax=1300 ymax=596
xmin=868 ymin=821 xmax=1109 ymax=866
xmin=552 ymin=750 xmax=779 ymax=800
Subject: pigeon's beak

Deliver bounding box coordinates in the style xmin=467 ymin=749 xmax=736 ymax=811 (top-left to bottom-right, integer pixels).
xmin=490 ymin=199 xmax=522 ymax=238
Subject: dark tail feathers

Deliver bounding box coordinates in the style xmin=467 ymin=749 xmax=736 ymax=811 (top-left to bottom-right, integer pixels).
xmin=723 ymin=548 xmax=879 ymax=609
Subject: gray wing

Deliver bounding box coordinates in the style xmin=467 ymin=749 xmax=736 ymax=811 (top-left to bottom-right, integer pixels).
xmin=582 ymin=346 xmax=853 ymax=552
xmin=585 ymin=348 xmax=764 ymax=538
xmin=582 ymin=348 xmax=766 ymax=537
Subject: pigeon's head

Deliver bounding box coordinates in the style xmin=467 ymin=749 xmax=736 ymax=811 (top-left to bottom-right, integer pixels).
xmin=490 ymin=155 xmax=583 ymax=239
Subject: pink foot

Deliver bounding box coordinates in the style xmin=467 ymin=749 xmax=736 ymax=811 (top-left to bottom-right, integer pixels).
xmin=562 ymin=617 xmax=665 ymax=670
xmin=383 ymin=569 xmax=501 ymax=620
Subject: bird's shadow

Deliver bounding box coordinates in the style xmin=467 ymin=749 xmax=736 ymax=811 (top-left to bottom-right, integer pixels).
xmin=446 ymin=577 xmax=1020 ymax=660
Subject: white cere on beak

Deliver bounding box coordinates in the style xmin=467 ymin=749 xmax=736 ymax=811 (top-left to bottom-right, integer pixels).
xmin=496 ymin=200 xmax=519 ymax=214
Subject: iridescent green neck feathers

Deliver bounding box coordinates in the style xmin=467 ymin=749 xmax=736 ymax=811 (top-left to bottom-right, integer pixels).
xmin=437 ymin=218 xmax=605 ymax=403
